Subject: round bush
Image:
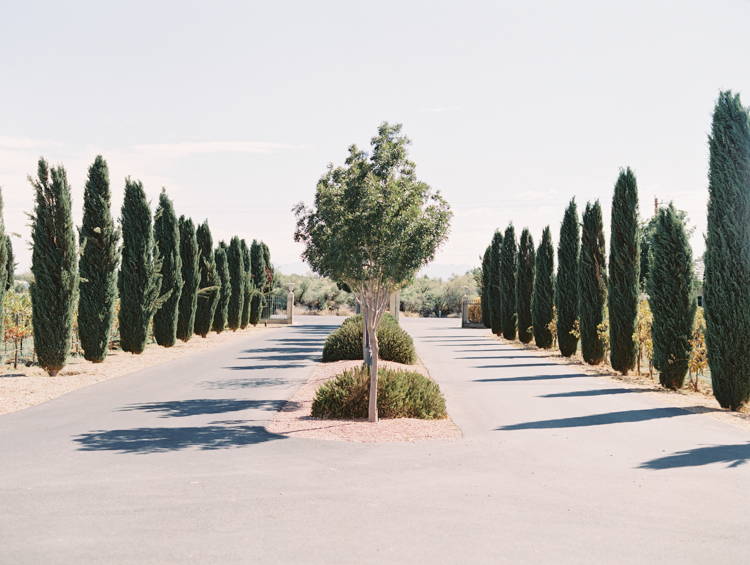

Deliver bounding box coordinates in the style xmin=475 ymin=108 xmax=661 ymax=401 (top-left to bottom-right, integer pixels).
xmin=311 ymin=364 xmax=447 ymax=420
xmin=322 ymin=313 xmax=416 ymax=364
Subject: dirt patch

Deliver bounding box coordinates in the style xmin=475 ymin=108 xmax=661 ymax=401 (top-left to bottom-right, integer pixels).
xmin=267 ymin=359 xmax=462 ymax=443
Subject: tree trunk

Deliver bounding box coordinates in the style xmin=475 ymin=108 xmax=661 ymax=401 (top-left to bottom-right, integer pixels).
xmin=368 ymin=319 xmax=379 ymax=423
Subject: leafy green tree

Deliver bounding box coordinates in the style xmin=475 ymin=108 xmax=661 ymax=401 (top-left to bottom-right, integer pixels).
xmin=481 ymin=245 xmax=492 ymax=328
xmin=194 ymin=221 xmax=220 ymax=337
xmin=609 ymin=167 xmax=640 ymax=374
xmin=240 ymin=239 xmax=252 ymax=329
xmin=226 ymin=236 xmax=245 ymax=331
xmin=212 ymin=242 xmax=231 ymax=333
xmin=176 ymin=216 xmax=199 ymax=341
xmin=0 ymin=189 xmax=7 ymax=352
xmin=489 ymin=231 xmax=503 ymax=335
xmin=118 ymin=178 xmax=164 ymax=354
xmin=533 ymin=226 xmax=555 ymax=349
xmin=648 ymin=204 xmax=697 ymax=390
xmin=28 ymin=159 xmax=78 ymax=374
xmin=249 ymin=239 xmax=266 ymax=324
xmin=77 ymin=156 xmax=120 ymax=362
xmin=640 ymin=208 xmax=692 ymax=290
xmin=557 ymin=198 xmax=580 ymax=357
xmin=704 ymin=91 xmax=750 ymax=409
xmin=152 ymin=189 xmax=182 ymax=347
xmin=294 ymin=122 xmax=451 ymax=422
xmin=516 ymin=228 xmax=535 ymax=343
xmin=500 ymin=223 xmax=517 ymax=340
xmin=579 ymin=200 xmax=607 ymax=365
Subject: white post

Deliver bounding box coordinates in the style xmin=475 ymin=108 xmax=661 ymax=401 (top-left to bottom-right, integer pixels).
xmin=287 ymin=283 xmax=295 ymax=325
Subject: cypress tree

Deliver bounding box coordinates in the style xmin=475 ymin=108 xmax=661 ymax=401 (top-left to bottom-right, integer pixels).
xmin=704 ymin=91 xmax=750 ymax=409
xmin=648 ymin=204 xmax=697 ymax=390
xmin=579 ymin=200 xmax=607 ymax=365
xmin=78 ymin=155 xmax=120 ymax=362
xmin=176 ymin=216 xmax=199 ymax=341
xmin=489 ymin=230 xmax=503 ymax=335
xmin=212 ymin=242 xmax=231 ymax=333
xmin=481 ymin=245 xmax=492 ymax=328
xmin=609 ymin=167 xmax=640 ymax=374
xmin=249 ymin=239 xmax=266 ymax=325
xmin=557 ymin=199 xmax=580 ymax=357
xmin=194 ymin=221 xmax=220 ymax=337
xmin=152 ymin=189 xmax=182 ymax=347
xmin=0 ymin=189 xmax=7 ymax=353
xmin=261 ymin=241 xmax=273 ymax=291
xmin=5 ymin=235 xmax=13 ymax=291
xmin=533 ymin=226 xmax=555 ymax=349
xmin=516 ymin=228 xmax=535 ymax=343
xmin=28 ymin=159 xmax=78 ymax=375
xmin=500 ymin=223 xmax=517 ymax=340
xmin=240 ymin=239 xmax=252 ymax=329
xmin=226 ymin=236 xmax=245 ymax=331
xmin=118 ymin=178 xmax=163 ymax=354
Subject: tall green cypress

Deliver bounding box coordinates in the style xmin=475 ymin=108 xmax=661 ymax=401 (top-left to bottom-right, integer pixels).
xmin=261 ymin=241 xmax=273 ymax=291
xmin=481 ymin=245 xmax=492 ymax=329
xmin=176 ymin=216 xmax=199 ymax=341
xmin=579 ymin=200 xmax=607 ymax=365
xmin=557 ymin=199 xmax=580 ymax=357
xmin=212 ymin=242 xmax=231 ymax=333
xmin=500 ymin=223 xmax=517 ymax=340
xmin=0 ymin=189 xmax=8 ymax=353
xmin=489 ymin=230 xmax=503 ymax=335
xmin=648 ymin=204 xmax=697 ymax=390
xmin=516 ymin=228 xmax=535 ymax=343
xmin=28 ymin=159 xmax=78 ymax=375
xmin=249 ymin=239 xmax=266 ymax=325
xmin=118 ymin=178 xmax=163 ymax=354
xmin=4 ymin=235 xmax=13 ymax=291
xmin=226 ymin=236 xmax=245 ymax=331
xmin=533 ymin=226 xmax=555 ymax=349
xmin=240 ymin=239 xmax=252 ymax=329
xmin=609 ymin=167 xmax=640 ymax=374
xmin=194 ymin=221 xmax=220 ymax=337
xmin=152 ymin=189 xmax=182 ymax=347
xmin=704 ymin=91 xmax=750 ymax=410
xmin=78 ymin=156 xmax=120 ymax=362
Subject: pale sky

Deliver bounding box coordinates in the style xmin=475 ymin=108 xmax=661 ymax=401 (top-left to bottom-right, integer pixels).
xmin=2 ymin=1 xmax=749 ymax=276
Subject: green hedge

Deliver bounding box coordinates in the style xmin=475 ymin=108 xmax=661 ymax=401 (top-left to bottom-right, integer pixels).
xmin=321 ymin=313 xmax=417 ymax=364
xmin=311 ymin=364 xmax=447 ymax=419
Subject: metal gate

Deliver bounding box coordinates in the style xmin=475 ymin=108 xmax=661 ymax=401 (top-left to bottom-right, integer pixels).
xmin=261 ymin=295 xmax=289 ymax=325
xmin=462 ymin=297 xmax=484 ymax=328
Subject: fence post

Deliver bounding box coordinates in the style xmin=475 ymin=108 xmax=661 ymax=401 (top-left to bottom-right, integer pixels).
xmin=287 ymin=283 xmax=295 ymax=325
xmin=461 ymin=286 xmax=469 ymax=328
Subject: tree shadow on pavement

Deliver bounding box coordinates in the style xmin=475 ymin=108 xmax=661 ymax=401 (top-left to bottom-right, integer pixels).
xmin=120 ymin=399 xmax=285 ymax=418
xmin=73 ymin=422 xmax=285 ymax=453
xmin=639 ymin=442 xmax=750 ymax=469
xmin=497 ymin=407 xmax=691 ymax=430
xmin=473 ymin=363 xmax=561 ymax=369
xmin=540 ymin=388 xmax=645 ymax=398
xmin=223 ymin=363 xmax=306 ymax=371
xmin=200 ymin=377 xmax=295 ymax=390
xmin=475 ymin=374 xmax=584 ymax=383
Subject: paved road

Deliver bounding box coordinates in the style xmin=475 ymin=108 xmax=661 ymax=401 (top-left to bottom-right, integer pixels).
xmin=2 ymin=316 xmax=750 ymax=563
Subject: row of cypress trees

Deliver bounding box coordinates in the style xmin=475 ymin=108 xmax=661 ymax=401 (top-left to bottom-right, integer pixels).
xmin=26 ymin=155 xmax=273 ymax=374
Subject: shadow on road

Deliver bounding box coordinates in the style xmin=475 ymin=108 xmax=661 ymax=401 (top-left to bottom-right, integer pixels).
xmin=74 ymin=422 xmax=285 ymax=453
xmin=540 ymin=388 xmax=644 ymax=398
xmin=200 ymin=377 xmax=296 ymax=390
xmin=224 ymin=363 xmax=307 ymax=371
xmin=473 ymin=363 xmax=561 ymax=369
xmin=639 ymin=442 xmax=750 ymax=469
xmin=120 ymin=399 xmax=285 ymax=418
xmin=475 ymin=374 xmax=584 ymax=383
xmin=497 ymin=407 xmax=691 ymax=430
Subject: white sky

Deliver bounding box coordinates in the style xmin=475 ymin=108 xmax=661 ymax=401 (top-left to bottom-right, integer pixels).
xmin=2 ymin=0 xmax=749 ymax=275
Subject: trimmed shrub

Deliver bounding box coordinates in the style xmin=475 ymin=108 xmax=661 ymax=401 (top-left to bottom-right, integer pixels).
xmin=489 ymin=230 xmax=503 ymax=335
xmin=322 ymin=313 xmax=416 ymax=364
xmin=579 ymin=200 xmax=607 ymax=365
xmin=194 ymin=221 xmax=220 ymax=337
xmin=153 ymin=188 xmax=183 ymax=347
xmin=176 ymin=216 xmax=199 ymax=341
xmin=533 ymin=226 xmax=555 ymax=349
xmin=240 ymin=239 xmax=252 ymax=329
xmin=212 ymin=242 xmax=231 ymax=333
xmin=29 ymin=159 xmax=79 ymax=374
xmin=311 ymin=364 xmax=447 ymax=420
xmin=557 ymin=198 xmax=580 ymax=357
xmin=704 ymin=90 xmax=750 ymax=409
xmin=500 ymin=223 xmax=517 ymax=340
xmin=648 ymin=204 xmax=697 ymax=390
xmin=226 ymin=236 xmax=244 ymax=331
xmin=516 ymin=228 xmax=535 ymax=343
xmin=609 ymin=167 xmax=640 ymax=374
xmin=481 ymin=245 xmax=492 ymax=328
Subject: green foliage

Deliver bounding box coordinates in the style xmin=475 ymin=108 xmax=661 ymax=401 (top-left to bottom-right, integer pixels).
xmin=648 ymin=204 xmax=697 ymax=390
xmin=489 ymin=230 xmax=503 ymax=335
xmin=29 ymin=159 xmax=79 ymax=374
xmin=212 ymin=242 xmax=231 ymax=333
xmin=261 ymin=241 xmax=273 ymax=291
xmin=249 ymin=239 xmax=266 ymax=323
xmin=240 ymin=239 xmax=252 ymax=329
xmin=640 ymin=208 xmax=693 ymax=290
xmin=500 ymin=224 xmax=517 ymax=340
xmin=226 ymin=236 xmax=244 ymax=331
xmin=704 ymin=90 xmax=750 ymax=409
xmin=321 ymin=313 xmax=417 ymax=365
xmin=516 ymin=228 xmax=535 ymax=343
xmin=579 ymin=200 xmax=607 ymax=365
xmin=274 ymin=271 xmax=355 ymax=314
xmin=608 ymin=167 xmax=640 ymax=374
xmin=4 ymin=236 xmax=13 ymax=292
xmin=77 ymin=156 xmax=120 ymax=362
xmin=533 ymin=226 xmax=555 ymax=349
xmin=311 ymin=364 xmax=446 ymax=420
xmin=152 ymin=189 xmax=182 ymax=347
xmin=118 ymin=178 xmax=163 ymax=354
xmin=557 ymin=198 xmax=580 ymax=357
xmin=0 ymin=188 xmax=7 ymax=353
xmin=481 ymin=245 xmax=492 ymax=328
xmin=176 ymin=216 xmax=199 ymax=341
xmin=249 ymin=291 xmax=263 ymax=326
xmin=399 ymin=272 xmax=477 ymax=317
xmin=194 ymin=221 xmax=219 ymax=338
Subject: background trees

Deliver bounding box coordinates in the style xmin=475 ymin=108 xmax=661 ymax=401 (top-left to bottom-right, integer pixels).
xmin=176 ymin=216 xmax=199 ymax=341
xmin=557 ymin=199 xmax=579 ymax=357
xmin=579 ymin=200 xmax=607 ymax=365
xmin=481 ymin=245 xmax=491 ymax=329
xmin=500 ymin=224 xmax=517 ymax=340
xmin=516 ymin=228 xmax=535 ymax=343
xmin=533 ymin=226 xmax=554 ymax=349
xmin=152 ymin=188 xmax=182 ymax=347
